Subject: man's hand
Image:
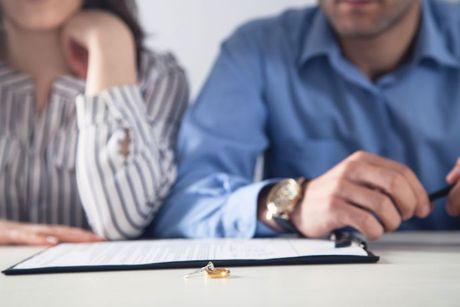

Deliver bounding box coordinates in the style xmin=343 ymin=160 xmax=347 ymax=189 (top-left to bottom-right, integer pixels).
xmin=290 ymin=151 xmax=431 ymax=240
xmin=61 ymin=9 xmax=137 ymax=95
xmin=0 ymin=220 xmax=104 ymax=246
xmin=446 ymin=158 xmax=460 ymax=216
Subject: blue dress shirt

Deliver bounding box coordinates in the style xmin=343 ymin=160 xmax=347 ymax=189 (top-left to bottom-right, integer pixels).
xmin=148 ymin=0 xmax=460 ymax=238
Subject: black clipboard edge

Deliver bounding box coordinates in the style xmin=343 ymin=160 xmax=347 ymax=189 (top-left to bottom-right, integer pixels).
xmin=3 ymin=251 xmax=379 ymax=276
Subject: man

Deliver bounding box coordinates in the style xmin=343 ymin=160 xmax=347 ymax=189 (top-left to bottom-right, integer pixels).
xmin=149 ymin=0 xmax=460 ymax=240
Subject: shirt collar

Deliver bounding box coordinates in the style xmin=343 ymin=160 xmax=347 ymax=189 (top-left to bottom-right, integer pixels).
xmin=298 ymin=9 xmax=338 ymax=66
xmin=414 ymin=0 xmax=460 ymax=68
xmin=0 ymin=62 xmax=86 ymax=97
xmin=298 ymin=1 xmax=460 ymax=69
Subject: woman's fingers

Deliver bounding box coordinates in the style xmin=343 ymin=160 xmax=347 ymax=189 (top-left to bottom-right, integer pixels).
xmin=0 ymin=221 xmax=50 ymax=246
xmin=48 ymin=226 xmax=104 ymax=243
xmin=0 ymin=222 xmax=104 ymax=246
xmin=6 ymin=228 xmax=58 ymax=246
xmin=30 ymin=224 xmax=104 ymax=243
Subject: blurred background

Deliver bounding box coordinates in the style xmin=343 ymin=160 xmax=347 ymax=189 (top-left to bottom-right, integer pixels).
xmin=138 ymin=0 xmax=315 ymax=98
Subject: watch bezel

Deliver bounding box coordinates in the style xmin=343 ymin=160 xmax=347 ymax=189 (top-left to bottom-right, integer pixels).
xmin=265 ymin=178 xmax=305 ymax=221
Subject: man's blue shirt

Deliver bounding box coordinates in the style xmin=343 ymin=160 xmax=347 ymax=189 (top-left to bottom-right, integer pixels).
xmin=148 ymin=0 xmax=460 ymax=238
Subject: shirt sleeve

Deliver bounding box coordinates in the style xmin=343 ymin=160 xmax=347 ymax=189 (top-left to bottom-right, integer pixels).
xmin=149 ymin=26 xmax=280 ymax=238
xmin=75 ymin=53 xmax=189 ymax=240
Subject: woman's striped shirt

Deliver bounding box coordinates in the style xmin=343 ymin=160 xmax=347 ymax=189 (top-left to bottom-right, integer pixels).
xmin=0 ymin=50 xmax=188 ymax=239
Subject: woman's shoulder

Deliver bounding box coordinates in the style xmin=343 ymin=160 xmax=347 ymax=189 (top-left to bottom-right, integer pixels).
xmin=138 ymin=49 xmax=186 ymax=81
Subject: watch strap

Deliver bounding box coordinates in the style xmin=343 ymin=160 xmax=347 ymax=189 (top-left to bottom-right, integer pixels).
xmin=273 ymin=216 xmax=303 ymax=236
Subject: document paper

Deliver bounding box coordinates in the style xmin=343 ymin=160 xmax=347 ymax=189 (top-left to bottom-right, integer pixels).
xmin=12 ymin=238 xmax=367 ymax=270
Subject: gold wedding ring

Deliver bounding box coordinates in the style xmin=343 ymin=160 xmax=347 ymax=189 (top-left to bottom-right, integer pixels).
xmin=184 ymin=262 xmax=231 ymax=279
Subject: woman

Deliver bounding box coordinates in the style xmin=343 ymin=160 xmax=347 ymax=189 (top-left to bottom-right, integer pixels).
xmin=0 ymin=0 xmax=188 ymax=244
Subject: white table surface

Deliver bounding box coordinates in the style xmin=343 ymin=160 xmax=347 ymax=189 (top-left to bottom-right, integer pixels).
xmin=1 ymin=232 xmax=459 ymax=307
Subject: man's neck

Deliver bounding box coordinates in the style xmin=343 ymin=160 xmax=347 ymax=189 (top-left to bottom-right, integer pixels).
xmin=339 ymin=2 xmax=421 ymax=81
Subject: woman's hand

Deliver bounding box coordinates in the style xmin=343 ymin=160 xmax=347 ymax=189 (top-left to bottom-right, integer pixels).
xmin=446 ymin=158 xmax=460 ymax=216
xmin=0 ymin=220 xmax=104 ymax=246
xmin=61 ymin=10 xmax=137 ymax=95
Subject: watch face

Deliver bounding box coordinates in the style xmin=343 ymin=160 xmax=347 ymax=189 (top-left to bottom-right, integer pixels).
xmin=267 ymin=179 xmax=302 ymax=218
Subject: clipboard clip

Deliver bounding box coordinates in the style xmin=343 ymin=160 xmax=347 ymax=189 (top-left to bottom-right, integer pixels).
xmin=330 ymin=230 xmax=368 ymax=250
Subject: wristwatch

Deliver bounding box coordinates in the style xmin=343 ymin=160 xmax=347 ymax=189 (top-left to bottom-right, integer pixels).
xmin=265 ymin=177 xmax=306 ymax=233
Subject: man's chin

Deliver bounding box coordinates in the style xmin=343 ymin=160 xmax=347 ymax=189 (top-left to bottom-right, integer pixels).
xmin=333 ymin=23 xmax=387 ymax=39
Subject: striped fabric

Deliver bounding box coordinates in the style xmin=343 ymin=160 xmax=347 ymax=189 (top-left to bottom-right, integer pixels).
xmin=0 ymin=51 xmax=188 ymax=240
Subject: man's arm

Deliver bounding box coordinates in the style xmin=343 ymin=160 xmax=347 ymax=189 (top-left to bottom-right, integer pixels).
xmin=259 ymin=151 xmax=432 ymax=240
xmin=149 ymin=25 xmax=280 ymax=238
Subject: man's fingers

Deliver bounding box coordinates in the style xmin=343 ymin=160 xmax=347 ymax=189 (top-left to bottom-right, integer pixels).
xmin=333 ymin=180 xmax=401 ymax=232
xmin=446 ymin=170 xmax=460 ymax=184
xmin=446 ymin=159 xmax=460 ymax=184
xmin=335 ymin=200 xmax=384 ymax=241
xmin=446 ymin=183 xmax=460 ymax=217
xmin=344 ymin=161 xmax=418 ymax=220
xmin=348 ymin=152 xmax=430 ymax=217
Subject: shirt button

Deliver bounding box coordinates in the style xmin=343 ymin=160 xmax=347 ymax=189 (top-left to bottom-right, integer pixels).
xmin=235 ymin=220 xmax=250 ymax=232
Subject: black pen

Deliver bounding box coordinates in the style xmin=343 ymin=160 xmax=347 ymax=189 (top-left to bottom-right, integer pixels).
xmin=429 ymin=185 xmax=454 ymax=202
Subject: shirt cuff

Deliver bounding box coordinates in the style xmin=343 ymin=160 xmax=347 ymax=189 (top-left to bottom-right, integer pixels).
xmin=224 ymin=178 xmax=281 ymax=238
xmin=76 ymin=85 xmax=144 ymax=128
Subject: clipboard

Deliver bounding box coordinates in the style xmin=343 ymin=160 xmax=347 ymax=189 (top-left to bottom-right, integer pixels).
xmin=3 ymin=237 xmax=379 ymax=276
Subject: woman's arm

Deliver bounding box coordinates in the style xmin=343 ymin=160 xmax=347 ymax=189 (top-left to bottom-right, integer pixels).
xmin=64 ymin=11 xmax=189 ymax=240
xmin=61 ymin=10 xmax=137 ymax=95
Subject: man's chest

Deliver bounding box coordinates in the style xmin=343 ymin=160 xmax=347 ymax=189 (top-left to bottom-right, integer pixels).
xmin=264 ymin=65 xmax=460 ymax=182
